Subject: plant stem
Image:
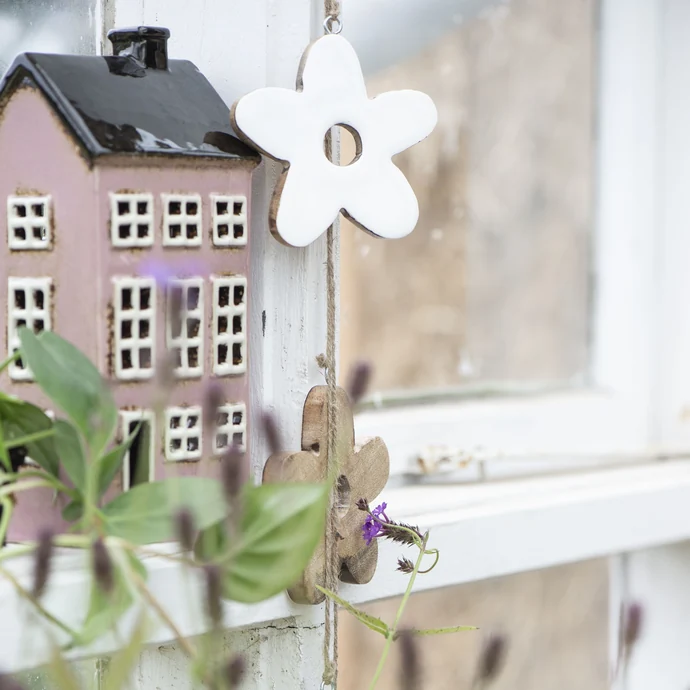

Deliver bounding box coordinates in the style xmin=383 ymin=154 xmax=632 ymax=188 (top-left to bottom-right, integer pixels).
xmin=4 ymin=428 xmax=55 ymax=449
xmin=0 ymin=565 xmax=79 ymax=640
xmin=418 ymin=548 xmax=439 ymax=574
xmin=368 ymin=534 xmax=429 ymax=690
xmin=0 ymin=351 xmax=19 ymax=374
xmin=0 ymin=478 xmax=56 ymax=500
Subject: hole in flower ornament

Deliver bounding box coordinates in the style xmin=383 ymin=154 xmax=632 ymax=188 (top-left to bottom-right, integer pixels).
xmin=323 ymin=124 xmax=362 ymax=167
xmin=231 ymin=34 xmax=438 ymax=248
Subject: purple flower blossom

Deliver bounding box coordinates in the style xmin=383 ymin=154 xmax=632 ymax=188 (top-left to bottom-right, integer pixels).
xmin=138 ymin=258 xmax=208 ymax=286
xmin=362 ymin=502 xmax=389 ymax=545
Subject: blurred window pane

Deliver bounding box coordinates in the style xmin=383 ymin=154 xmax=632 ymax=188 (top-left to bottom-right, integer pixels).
xmin=0 ymin=0 xmax=96 ymax=75
xmin=341 ymin=0 xmax=593 ymax=393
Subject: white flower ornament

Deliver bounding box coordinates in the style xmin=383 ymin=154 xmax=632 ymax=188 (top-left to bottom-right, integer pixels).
xmin=231 ymin=34 xmax=438 ymax=248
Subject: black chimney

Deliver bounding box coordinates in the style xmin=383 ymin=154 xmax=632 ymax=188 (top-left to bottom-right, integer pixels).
xmin=107 ymin=26 xmax=170 ymax=70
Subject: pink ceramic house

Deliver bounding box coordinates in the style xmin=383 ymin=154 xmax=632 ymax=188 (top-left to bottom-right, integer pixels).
xmin=0 ymin=27 xmax=260 ymax=540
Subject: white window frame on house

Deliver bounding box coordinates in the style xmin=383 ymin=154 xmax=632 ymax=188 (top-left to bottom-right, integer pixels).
xmin=109 ymin=193 xmax=154 ymax=248
xmin=7 ymin=277 xmax=52 ymax=381
xmin=166 ymin=277 xmax=204 ymax=378
xmin=212 ymin=275 xmax=247 ymax=376
xmin=119 ymin=409 xmax=156 ymax=490
xmin=164 ymin=406 xmax=203 ymax=462
xmin=7 ymin=195 xmax=52 ymax=250
xmin=211 ymin=194 xmax=248 ymax=247
xmin=161 ymin=193 xmax=202 ymax=247
xmin=214 ymin=402 xmax=247 ymax=454
xmin=112 ymin=277 xmax=156 ymax=381
xmin=7 ymin=0 xmax=690 ymax=686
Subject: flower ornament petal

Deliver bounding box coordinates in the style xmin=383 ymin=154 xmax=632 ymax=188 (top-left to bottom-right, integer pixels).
xmin=232 ymin=34 xmax=437 ymax=247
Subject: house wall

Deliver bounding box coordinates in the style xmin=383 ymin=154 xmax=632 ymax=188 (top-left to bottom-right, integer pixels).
xmin=0 ymin=86 xmax=97 ymax=541
xmin=95 ymin=161 xmax=252 ymax=491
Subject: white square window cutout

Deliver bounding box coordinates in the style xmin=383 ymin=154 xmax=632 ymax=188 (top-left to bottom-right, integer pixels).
xmin=211 ymin=194 xmax=247 ymax=247
xmin=120 ymin=409 xmax=156 ymax=490
xmin=214 ymin=402 xmax=247 ymax=454
xmin=165 ymin=406 xmax=202 ymax=462
xmin=7 ymin=196 xmax=52 ymax=250
xmin=212 ymin=275 xmax=247 ymax=376
xmin=162 ymin=194 xmax=202 ymax=247
xmin=110 ymin=193 xmax=154 ymax=248
xmin=113 ymin=277 xmax=156 ymax=380
xmin=7 ymin=277 xmax=52 ymax=381
xmin=166 ymin=278 xmax=204 ymax=378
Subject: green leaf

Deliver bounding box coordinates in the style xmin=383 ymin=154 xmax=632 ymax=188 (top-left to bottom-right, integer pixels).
xmin=54 ymin=420 xmax=86 ymax=493
xmin=316 ymin=585 xmax=390 ymax=636
xmin=47 ymin=646 xmax=82 ymax=690
xmin=101 ymin=477 xmax=228 ymax=544
xmin=62 ymin=499 xmax=83 ymax=522
xmin=396 ymin=625 xmax=479 ymax=638
xmin=18 ymin=328 xmax=117 ymax=454
xmin=97 ymin=425 xmax=140 ymax=496
xmin=206 ymin=483 xmax=328 ymax=604
xmin=0 ymin=399 xmax=58 ymax=476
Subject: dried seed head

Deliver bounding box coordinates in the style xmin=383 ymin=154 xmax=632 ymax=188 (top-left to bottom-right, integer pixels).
xmin=92 ymin=538 xmax=114 ymax=594
xmin=261 ymin=411 xmax=281 ymax=455
xmin=223 ymin=655 xmax=246 ymax=687
xmin=204 ymin=564 xmax=223 ymax=626
xmin=398 ymin=629 xmax=421 ymax=690
xmin=346 ymin=360 xmax=372 ymax=405
xmin=356 ymin=498 xmax=369 ymax=512
xmin=174 ymin=508 xmax=196 ymax=551
xmin=621 ymin=601 xmax=644 ymax=655
xmin=477 ymin=633 xmax=508 ymax=684
xmin=203 ymin=382 xmax=224 ymax=432
xmin=32 ymin=527 xmax=54 ymax=598
xmin=221 ymin=444 xmax=247 ymax=502
xmin=381 ymin=521 xmax=421 ymax=546
xmin=397 ymin=557 xmax=415 ymax=574
xmin=0 ymin=674 xmax=27 ymax=690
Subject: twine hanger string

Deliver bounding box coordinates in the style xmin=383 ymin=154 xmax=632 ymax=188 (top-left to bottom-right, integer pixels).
xmin=322 ymin=5 xmax=342 ymax=689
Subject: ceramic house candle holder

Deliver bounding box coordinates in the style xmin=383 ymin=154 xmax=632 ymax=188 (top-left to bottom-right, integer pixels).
xmin=0 ymin=27 xmax=260 ymax=542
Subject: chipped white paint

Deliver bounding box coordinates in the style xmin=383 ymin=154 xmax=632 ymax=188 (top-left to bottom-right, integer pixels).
xmin=166 ymin=277 xmax=204 ymax=378
xmin=112 ymin=277 xmax=156 ymax=380
xmin=211 ymin=194 xmax=248 ymax=247
xmin=164 ymin=406 xmax=202 ymax=462
xmin=233 ymin=33 xmax=437 ymax=247
xmin=109 ymin=192 xmax=154 ymax=248
xmin=7 ymin=276 xmax=52 ymax=380
xmin=161 ymin=193 xmax=202 ymax=247
xmin=7 ymin=195 xmax=51 ymax=250
xmin=211 ymin=275 xmax=247 ymax=376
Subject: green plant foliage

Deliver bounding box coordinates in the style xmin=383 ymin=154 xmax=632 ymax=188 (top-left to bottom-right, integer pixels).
xmin=395 ymin=625 xmax=478 ymax=638
xmin=97 ymin=426 xmax=139 ymax=497
xmin=198 ymin=483 xmax=329 ymax=603
xmin=101 ymin=478 xmax=229 ymax=544
xmin=18 ymin=329 xmax=117 ymax=455
xmin=54 ymin=420 xmax=86 ymax=494
xmin=0 ymin=398 xmax=58 ymax=476
xmin=316 ymin=585 xmax=390 ymax=637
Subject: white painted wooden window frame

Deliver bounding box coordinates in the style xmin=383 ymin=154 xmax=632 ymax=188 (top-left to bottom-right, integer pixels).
xmin=3 ymin=0 xmax=690 ymax=685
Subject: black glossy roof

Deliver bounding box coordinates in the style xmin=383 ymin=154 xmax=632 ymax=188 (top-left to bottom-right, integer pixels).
xmin=0 ymin=51 xmax=260 ymax=162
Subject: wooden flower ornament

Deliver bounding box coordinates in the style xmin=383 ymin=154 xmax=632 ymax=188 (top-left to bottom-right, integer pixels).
xmin=232 ymin=34 xmax=438 ymax=247
xmin=262 ymin=386 xmax=390 ymax=604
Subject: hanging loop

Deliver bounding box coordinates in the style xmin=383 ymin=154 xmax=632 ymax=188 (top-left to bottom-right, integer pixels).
xmin=324 ymin=15 xmax=343 ymax=35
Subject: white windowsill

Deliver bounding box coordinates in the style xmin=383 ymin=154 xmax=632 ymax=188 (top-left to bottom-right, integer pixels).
xmin=3 ymin=459 xmax=690 ymax=672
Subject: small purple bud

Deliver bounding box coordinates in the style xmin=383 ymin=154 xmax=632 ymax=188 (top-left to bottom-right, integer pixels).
xmin=346 ymin=360 xmax=372 ymax=404
xmin=204 ymin=564 xmax=223 ymax=626
xmin=0 ymin=674 xmax=27 ymax=690
xmin=398 ymin=629 xmax=421 ymax=690
xmin=92 ymin=538 xmax=114 ymax=594
xmin=356 ymin=498 xmax=369 ymax=512
xmin=477 ymin=633 xmax=508 ymax=684
xmin=622 ymin=601 xmax=644 ymax=654
xmin=397 ymin=557 xmax=415 ymax=574
xmin=32 ymin=527 xmax=54 ymax=598
xmin=156 ymin=351 xmax=178 ymax=390
xmin=221 ymin=444 xmax=247 ymax=502
xmin=223 ymin=655 xmax=246 ymax=686
xmin=174 ymin=508 xmax=196 ymax=552
xmin=262 ymin=411 xmax=282 ymax=455
xmin=203 ymin=382 xmax=225 ymax=433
